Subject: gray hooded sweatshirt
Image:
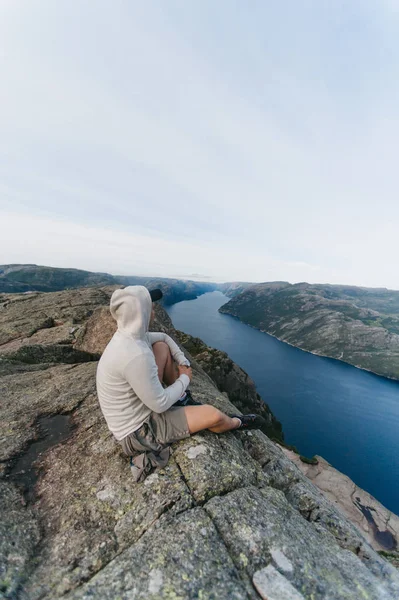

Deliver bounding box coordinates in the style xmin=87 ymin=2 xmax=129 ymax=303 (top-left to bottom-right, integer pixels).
xmin=96 ymin=286 xmax=190 ymax=441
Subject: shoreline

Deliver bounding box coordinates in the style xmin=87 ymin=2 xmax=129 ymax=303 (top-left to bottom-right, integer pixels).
xmin=219 ymin=307 xmax=399 ymax=384
xmin=169 ymin=292 xmax=399 ymax=515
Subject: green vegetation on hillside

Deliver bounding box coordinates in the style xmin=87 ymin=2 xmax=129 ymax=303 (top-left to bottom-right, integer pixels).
xmin=219 ymin=282 xmax=399 ymax=380
xmin=0 ymin=264 xmax=216 ymax=304
xmin=175 ymin=330 xmax=284 ymax=442
xmin=0 ymin=264 xmax=115 ymax=292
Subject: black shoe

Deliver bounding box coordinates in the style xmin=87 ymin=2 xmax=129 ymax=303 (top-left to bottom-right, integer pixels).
xmin=174 ymin=389 xmax=202 ymax=407
xmin=230 ymin=414 xmax=266 ymax=430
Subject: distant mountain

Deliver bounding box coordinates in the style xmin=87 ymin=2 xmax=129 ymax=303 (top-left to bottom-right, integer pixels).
xmin=116 ymin=275 xmax=217 ymax=305
xmin=218 ymin=281 xmax=254 ymax=298
xmin=219 ymin=282 xmax=399 ymax=380
xmin=0 ymin=264 xmax=216 ymax=305
xmin=0 ymin=264 xmax=117 ymax=292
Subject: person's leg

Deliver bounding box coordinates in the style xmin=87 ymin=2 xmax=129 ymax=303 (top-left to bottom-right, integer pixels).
xmin=184 ymin=404 xmax=241 ymax=434
xmin=152 ymin=341 xmax=178 ymax=385
xmin=152 ymin=341 xmax=202 ymax=407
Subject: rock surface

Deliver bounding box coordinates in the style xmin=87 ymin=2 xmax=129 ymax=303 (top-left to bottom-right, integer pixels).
xmin=219 ymin=281 xmax=399 ymax=379
xmin=281 ymin=449 xmax=399 ymax=566
xmin=1 ymin=286 xmax=399 ymax=599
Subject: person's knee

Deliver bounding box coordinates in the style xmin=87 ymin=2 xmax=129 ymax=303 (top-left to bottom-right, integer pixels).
xmin=153 ymin=341 xmax=170 ymax=358
xmin=203 ymin=405 xmax=225 ymax=426
xmin=153 ymin=341 xmax=168 ymax=351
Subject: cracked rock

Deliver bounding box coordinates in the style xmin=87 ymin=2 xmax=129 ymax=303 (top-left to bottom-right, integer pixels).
xmin=65 ymin=509 xmax=249 ymax=600
xmin=1 ymin=287 xmax=399 ymax=600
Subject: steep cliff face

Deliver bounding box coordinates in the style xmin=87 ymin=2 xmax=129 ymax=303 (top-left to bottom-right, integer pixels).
xmin=280 ymin=449 xmax=399 ymax=565
xmin=219 ymin=282 xmax=399 ymax=380
xmin=174 ymin=331 xmax=284 ymax=442
xmin=1 ymin=287 xmax=399 ymax=600
xmin=218 ymin=281 xmax=254 ymax=298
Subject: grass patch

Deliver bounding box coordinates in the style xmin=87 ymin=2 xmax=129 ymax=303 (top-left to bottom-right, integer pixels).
xmin=299 ymin=455 xmax=319 ymax=465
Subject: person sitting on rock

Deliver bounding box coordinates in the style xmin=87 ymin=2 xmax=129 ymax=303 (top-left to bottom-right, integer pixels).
xmin=96 ymin=285 xmax=265 ymax=481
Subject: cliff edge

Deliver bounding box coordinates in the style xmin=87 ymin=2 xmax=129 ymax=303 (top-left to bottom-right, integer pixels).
xmin=280 ymin=450 xmax=399 ymax=565
xmin=1 ymin=287 xmax=399 ymax=600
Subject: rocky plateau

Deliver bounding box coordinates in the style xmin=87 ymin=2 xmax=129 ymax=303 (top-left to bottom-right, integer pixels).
xmin=1 ymin=286 xmax=399 ymax=599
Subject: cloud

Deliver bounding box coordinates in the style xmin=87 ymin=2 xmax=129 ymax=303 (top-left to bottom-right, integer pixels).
xmin=0 ymin=1 xmax=398 ymax=289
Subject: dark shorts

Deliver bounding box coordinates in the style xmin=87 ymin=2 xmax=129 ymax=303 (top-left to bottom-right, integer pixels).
xmin=120 ymin=407 xmax=190 ymax=456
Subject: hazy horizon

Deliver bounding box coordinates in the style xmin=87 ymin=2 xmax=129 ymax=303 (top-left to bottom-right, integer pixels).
xmin=4 ymin=261 xmax=399 ymax=291
xmin=1 ymin=2 xmax=399 ymax=288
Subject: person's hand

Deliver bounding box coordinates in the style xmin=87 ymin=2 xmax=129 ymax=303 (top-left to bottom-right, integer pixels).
xmin=178 ymin=365 xmax=192 ymax=381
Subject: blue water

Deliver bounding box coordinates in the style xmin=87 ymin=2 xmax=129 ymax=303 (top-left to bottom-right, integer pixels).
xmin=167 ymin=291 xmax=399 ymax=514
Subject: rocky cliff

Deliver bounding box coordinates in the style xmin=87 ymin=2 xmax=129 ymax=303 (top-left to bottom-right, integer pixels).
xmin=174 ymin=331 xmax=284 ymax=443
xmin=219 ymin=282 xmax=399 ymax=380
xmin=1 ymin=286 xmax=399 ymax=600
xmin=218 ymin=281 xmax=254 ymax=298
xmin=280 ymin=449 xmax=399 ymax=566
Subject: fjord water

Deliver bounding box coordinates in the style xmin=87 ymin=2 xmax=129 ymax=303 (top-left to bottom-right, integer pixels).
xmin=167 ymin=291 xmax=399 ymax=515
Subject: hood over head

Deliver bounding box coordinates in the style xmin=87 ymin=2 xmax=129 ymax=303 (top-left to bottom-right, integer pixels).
xmin=110 ymin=286 xmax=152 ymax=338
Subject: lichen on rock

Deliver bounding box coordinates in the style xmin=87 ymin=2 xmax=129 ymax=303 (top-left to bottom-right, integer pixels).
xmin=1 ymin=286 xmax=398 ymax=600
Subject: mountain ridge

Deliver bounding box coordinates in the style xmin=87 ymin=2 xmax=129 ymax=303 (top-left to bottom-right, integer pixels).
xmin=4 ymin=265 xmax=399 ymax=379
xmin=0 ymin=264 xmax=216 ymax=304
xmin=219 ymin=281 xmax=399 ymax=380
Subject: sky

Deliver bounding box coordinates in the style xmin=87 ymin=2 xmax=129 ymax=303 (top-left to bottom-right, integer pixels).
xmin=1 ymin=1 xmax=399 ymax=287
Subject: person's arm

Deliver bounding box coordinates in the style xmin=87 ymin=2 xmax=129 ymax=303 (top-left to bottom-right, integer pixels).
xmin=147 ymin=332 xmax=190 ymax=366
xmin=124 ymin=352 xmax=190 ymax=414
